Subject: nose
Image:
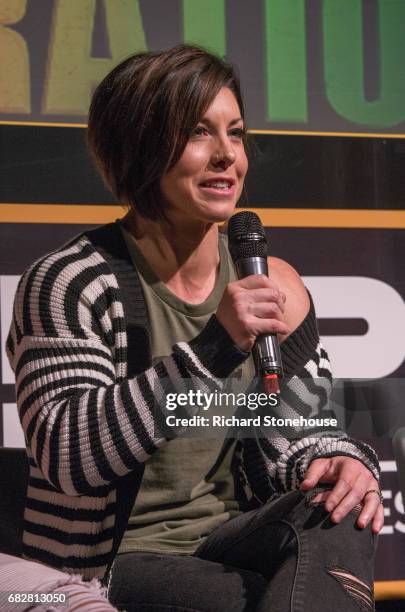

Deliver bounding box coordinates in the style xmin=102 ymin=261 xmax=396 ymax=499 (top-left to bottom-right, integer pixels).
xmin=210 ymin=139 xmax=236 ymax=168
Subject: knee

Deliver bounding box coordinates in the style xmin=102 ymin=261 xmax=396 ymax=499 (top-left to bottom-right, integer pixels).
xmin=294 ymin=490 xmax=376 ymax=611
xmin=301 ymin=487 xmax=377 ymax=561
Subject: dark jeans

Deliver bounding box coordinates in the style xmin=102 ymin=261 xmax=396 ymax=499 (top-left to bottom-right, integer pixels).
xmin=108 ymin=487 xmax=377 ymax=612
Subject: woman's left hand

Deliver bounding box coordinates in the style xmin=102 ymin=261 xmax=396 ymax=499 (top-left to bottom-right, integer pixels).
xmin=300 ymin=456 xmax=384 ymax=534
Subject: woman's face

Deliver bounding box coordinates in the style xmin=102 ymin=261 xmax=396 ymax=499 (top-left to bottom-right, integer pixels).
xmin=160 ymin=87 xmax=248 ymax=224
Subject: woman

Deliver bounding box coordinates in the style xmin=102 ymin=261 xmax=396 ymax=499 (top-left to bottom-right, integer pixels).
xmin=7 ymin=45 xmax=382 ymax=611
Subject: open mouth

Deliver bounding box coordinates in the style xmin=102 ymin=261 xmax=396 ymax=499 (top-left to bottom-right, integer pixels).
xmin=199 ymin=179 xmax=236 ymax=195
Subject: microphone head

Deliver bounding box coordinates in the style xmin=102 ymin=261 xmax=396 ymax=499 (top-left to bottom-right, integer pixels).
xmin=227 ymin=211 xmax=268 ymax=261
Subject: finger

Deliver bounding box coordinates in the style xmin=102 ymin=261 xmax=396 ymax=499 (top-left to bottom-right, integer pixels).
xmin=237 ymin=274 xmax=278 ymax=291
xmin=323 ymin=477 xmax=353 ymax=514
xmin=322 ymin=459 xmax=361 ymax=505
xmin=249 ymin=301 xmax=285 ymax=320
xmin=357 ymin=491 xmax=382 ymax=529
xmin=309 ymin=490 xmax=333 ymax=504
xmin=329 ymin=483 xmax=367 ymax=523
xmin=300 ymin=459 xmax=331 ymax=490
xmin=248 ymin=316 xmax=289 ymax=336
xmin=372 ymin=503 xmax=384 ymax=534
xmin=245 ymin=287 xmax=285 ymax=309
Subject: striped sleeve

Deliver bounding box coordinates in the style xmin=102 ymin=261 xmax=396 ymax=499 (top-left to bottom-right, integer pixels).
xmin=237 ymin=302 xmax=380 ymax=503
xmin=6 ymin=239 xmax=248 ymax=497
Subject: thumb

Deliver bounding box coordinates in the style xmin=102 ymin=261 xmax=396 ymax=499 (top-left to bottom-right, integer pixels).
xmin=300 ymin=458 xmax=331 ymax=490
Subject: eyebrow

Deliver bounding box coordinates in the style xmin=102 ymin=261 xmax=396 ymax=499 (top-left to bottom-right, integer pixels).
xmin=199 ymin=117 xmax=244 ymax=128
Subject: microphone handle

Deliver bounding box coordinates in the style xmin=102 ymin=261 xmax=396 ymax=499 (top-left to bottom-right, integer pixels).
xmin=235 ymin=257 xmax=284 ymax=380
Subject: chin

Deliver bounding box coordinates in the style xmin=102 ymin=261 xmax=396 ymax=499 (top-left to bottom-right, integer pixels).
xmin=201 ymin=202 xmax=237 ymax=223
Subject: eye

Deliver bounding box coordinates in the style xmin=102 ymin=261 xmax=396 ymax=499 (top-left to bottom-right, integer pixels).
xmin=192 ymin=125 xmax=209 ymax=137
xmin=229 ymin=127 xmax=246 ymax=140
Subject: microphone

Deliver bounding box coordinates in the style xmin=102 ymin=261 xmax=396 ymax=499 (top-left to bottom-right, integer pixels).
xmin=227 ymin=211 xmax=283 ymax=394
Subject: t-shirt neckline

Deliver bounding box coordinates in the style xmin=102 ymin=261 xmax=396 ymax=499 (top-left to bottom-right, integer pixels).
xmin=118 ymin=221 xmax=229 ymax=317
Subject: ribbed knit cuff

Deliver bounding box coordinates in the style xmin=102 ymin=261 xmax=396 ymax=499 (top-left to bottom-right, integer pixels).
xmin=310 ymin=437 xmax=381 ymax=481
xmin=280 ymin=292 xmax=319 ymax=377
xmin=187 ymin=314 xmax=250 ymax=378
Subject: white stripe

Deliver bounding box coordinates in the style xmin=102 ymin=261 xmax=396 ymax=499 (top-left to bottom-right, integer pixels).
xmin=174 ymin=342 xmax=217 ymax=380
xmin=126 ymin=378 xmax=156 ymax=460
xmin=16 ymin=347 xmax=115 ymax=389
xmin=18 ymin=367 xmax=114 ymax=404
xmin=116 ymin=383 xmax=156 ymax=459
xmin=25 ymin=507 xmax=115 ymax=534
xmin=29 ymin=242 xmax=85 ymax=336
xmin=21 ymin=382 xmax=97 ymax=434
xmin=84 ymin=273 xmax=120 ymax=303
xmin=27 ymin=485 xmax=115 ymax=511
xmin=23 ymin=531 xmax=113 ymax=558
xmin=114 ymin=330 xmax=127 ymax=349
xmin=94 ymin=386 xmax=131 ymax=478
xmin=49 ymin=250 xmax=108 ymax=336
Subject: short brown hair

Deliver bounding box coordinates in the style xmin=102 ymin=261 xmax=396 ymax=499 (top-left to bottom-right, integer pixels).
xmin=87 ymin=44 xmax=245 ymax=220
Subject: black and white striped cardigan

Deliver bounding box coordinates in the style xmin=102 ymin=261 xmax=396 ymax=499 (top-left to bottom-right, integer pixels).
xmin=6 ymin=222 xmax=380 ymax=580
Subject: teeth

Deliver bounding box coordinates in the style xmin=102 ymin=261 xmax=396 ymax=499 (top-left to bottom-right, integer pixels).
xmin=202 ymin=181 xmax=231 ymax=189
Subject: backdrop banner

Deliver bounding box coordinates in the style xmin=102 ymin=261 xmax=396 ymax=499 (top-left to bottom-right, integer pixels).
xmin=1 ymin=0 xmax=405 ymax=135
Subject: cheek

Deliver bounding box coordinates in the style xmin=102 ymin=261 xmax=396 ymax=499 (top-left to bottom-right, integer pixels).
xmin=239 ymin=149 xmax=249 ymax=177
xmin=176 ymin=142 xmax=211 ymax=176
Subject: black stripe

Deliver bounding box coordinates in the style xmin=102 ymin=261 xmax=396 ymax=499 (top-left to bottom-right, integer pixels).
xmin=91 ymin=290 xmax=116 ymax=339
xmin=172 ymin=345 xmax=201 ymax=376
xmin=104 ymin=384 xmax=134 ymax=470
xmin=299 ymin=375 xmax=329 ymax=411
xmin=20 ymin=375 xmax=108 ymax=422
xmin=317 ymin=366 xmax=332 ymax=381
xmin=17 ymin=361 xmax=114 ymax=397
xmin=23 ymin=544 xmax=111 ymax=571
xmin=6 ymin=329 xmax=15 ymax=356
xmin=15 ymin=345 xmax=112 ymax=379
xmin=143 ymin=360 xmax=189 ymax=437
xmin=67 ymin=393 xmax=90 ymax=493
xmin=343 ymin=439 xmax=380 ymax=474
xmin=154 ymin=358 xmax=204 ymax=415
xmin=38 ymin=242 xmax=96 ymax=337
xmin=25 ymin=495 xmax=115 ymax=522
xmin=34 ymin=414 xmax=48 ymax=480
xmin=86 ymin=387 xmax=121 ymax=483
xmin=114 ymin=345 xmax=128 ymax=368
xmin=29 ymin=476 xmax=62 ymax=491
xmin=286 ymin=446 xmax=308 ymax=489
xmin=22 ymin=258 xmax=51 ymax=336
xmin=22 ymin=393 xmax=79 ymax=449
xmin=12 ymin=274 xmax=26 ymax=342
xmin=293 ymin=446 xmax=311 ymax=485
xmin=136 ymin=373 xmax=166 ymax=447
xmin=279 ymin=384 xmax=312 ymax=419
xmin=24 ymin=520 xmax=114 ymax=546
xmin=120 ymin=379 xmax=157 ymax=454
xmin=171 ymin=353 xmax=190 ymax=380
xmin=62 ymin=261 xmax=112 ymax=338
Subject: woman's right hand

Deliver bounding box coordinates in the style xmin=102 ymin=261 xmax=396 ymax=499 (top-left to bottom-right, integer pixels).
xmin=216 ymin=274 xmax=288 ymax=352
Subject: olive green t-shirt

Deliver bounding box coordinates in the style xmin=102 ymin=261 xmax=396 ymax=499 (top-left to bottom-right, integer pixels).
xmin=117 ymin=223 xmax=255 ymax=555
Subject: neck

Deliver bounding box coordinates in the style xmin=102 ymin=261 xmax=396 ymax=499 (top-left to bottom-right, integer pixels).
xmin=122 ymin=209 xmax=221 ymax=300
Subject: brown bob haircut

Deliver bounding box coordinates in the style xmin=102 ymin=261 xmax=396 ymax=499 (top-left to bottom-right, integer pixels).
xmin=87 ymin=44 xmax=245 ymax=220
